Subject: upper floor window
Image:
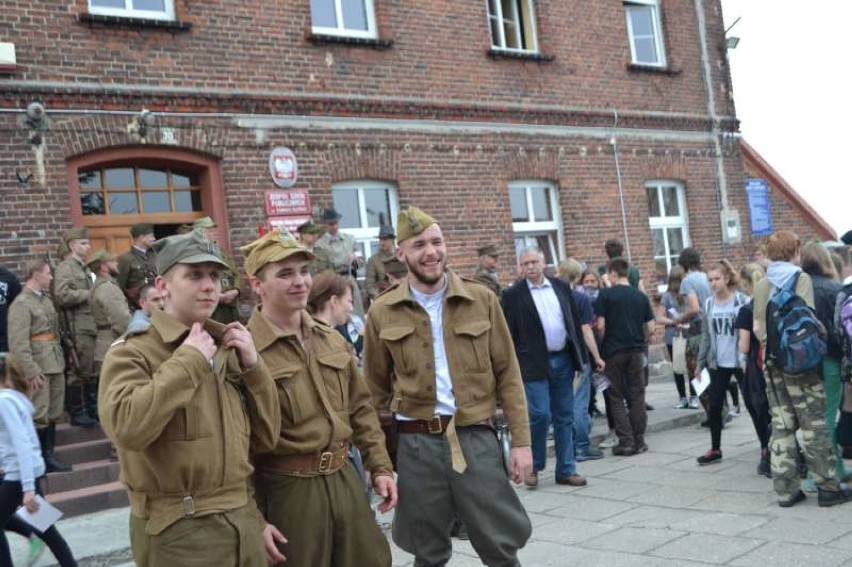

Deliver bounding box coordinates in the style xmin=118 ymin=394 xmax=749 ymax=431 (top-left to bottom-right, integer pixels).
xmin=624 ymin=0 xmax=666 ymax=67
xmin=647 ymin=181 xmax=688 ymax=284
xmin=332 ymin=181 xmax=398 ymax=274
xmin=88 ymin=0 xmax=175 ymax=20
xmin=509 ymin=181 xmax=563 ymax=267
xmin=311 ymin=0 xmax=377 ymax=39
xmin=487 ymin=0 xmax=538 ymax=53
xmin=79 ymin=166 xmax=202 ymax=216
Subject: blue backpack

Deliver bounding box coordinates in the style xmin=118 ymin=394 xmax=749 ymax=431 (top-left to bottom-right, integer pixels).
xmin=765 ymin=272 xmax=828 ymax=374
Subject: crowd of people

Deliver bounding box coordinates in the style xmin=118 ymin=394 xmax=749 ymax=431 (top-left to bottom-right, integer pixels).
xmin=0 ymin=210 xmax=851 ymax=566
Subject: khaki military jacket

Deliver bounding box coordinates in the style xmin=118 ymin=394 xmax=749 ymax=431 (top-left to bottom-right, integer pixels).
xmin=247 ymin=308 xmax=393 ymax=476
xmin=91 ymin=276 xmax=131 ymax=363
xmin=314 ymin=232 xmax=357 ymax=275
xmin=7 ymin=288 xmax=65 ymax=378
xmin=473 ymin=266 xmax=502 ymax=296
xmin=365 ymin=249 xmax=395 ymax=300
xmin=116 ymin=246 xmax=157 ymax=308
xmin=54 ymin=256 xmax=96 ymax=336
xmin=363 ymin=270 xmax=531 ymax=447
xmin=98 ymin=309 xmax=280 ymax=535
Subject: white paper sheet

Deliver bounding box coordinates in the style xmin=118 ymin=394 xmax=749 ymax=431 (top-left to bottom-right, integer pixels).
xmin=691 ymin=368 xmax=711 ymax=398
xmin=16 ymin=495 xmax=63 ymax=533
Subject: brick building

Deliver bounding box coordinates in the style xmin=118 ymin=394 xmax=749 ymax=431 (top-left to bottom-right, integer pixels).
xmin=0 ymin=0 xmax=834 ymax=290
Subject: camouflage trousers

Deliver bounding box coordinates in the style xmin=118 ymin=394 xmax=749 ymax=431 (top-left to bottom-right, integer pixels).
xmin=765 ymin=363 xmax=841 ymax=499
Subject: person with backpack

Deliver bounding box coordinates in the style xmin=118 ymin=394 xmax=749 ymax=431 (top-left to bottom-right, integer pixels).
xmin=753 ymin=230 xmax=851 ymax=508
xmin=694 ymin=260 xmax=749 ymax=465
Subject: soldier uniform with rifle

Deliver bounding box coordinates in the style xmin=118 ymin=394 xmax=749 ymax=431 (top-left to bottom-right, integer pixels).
xmin=53 ymin=227 xmax=97 ymax=427
xmin=117 ymin=223 xmax=158 ymax=310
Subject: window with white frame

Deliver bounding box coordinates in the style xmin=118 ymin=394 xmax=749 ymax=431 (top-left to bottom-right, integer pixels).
xmin=487 ymin=0 xmax=539 ymax=53
xmin=332 ymin=181 xmax=398 ymax=277
xmin=624 ymin=0 xmax=666 ymax=67
xmin=88 ymin=0 xmax=175 ymax=20
xmin=647 ymin=181 xmax=689 ymax=284
xmin=311 ymin=0 xmax=377 ymax=38
xmin=509 ymin=181 xmax=563 ymax=267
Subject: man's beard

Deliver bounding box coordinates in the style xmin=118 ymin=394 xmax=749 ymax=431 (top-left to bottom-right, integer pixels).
xmin=404 ymin=256 xmax=446 ymax=286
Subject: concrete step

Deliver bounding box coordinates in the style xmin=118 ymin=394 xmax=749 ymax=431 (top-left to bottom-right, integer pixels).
xmin=43 ymin=459 xmax=121 ymax=494
xmin=54 ymin=437 xmax=113 ymax=465
xmin=46 ymin=480 xmax=128 ymax=518
xmin=55 ymin=422 xmax=108 ymax=445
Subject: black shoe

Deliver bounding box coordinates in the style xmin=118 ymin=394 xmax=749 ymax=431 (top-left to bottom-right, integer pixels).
xmin=757 ymin=450 xmax=771 ymax=478
xmin=612 ymin=445 xmax=637 ymax=456
xmin=818 ymin=486 xmax=852 ymax=508
xmin=778 ymin=490 xmax=807 ymax=508
xmin=645 ymin=403 xmax=654 ymax=411
xmin=70 ymin=412 xmax=97 ymax=428
xmin=44 ymin=454 xmax=72 ymax=473
xmin=635 ymin=443 xmax=649 ymax=454
xmin=697 ymin=449 xmax=722 ymax=465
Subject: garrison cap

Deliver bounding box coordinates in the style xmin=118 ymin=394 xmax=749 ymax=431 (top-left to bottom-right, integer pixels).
xmin=63 ymin=227 xmax=88 ymax=243
xmin=192 ymin=216 xmax=218 ymax=230
xmin=383 ymin=257 xmax=408 ymax=278
xmin=296 ymin=220 xmax=324 ymax=235
xmin=320 ymin=208 xmax=343 ymax=223
xmin=240 ymin=228 xmax=315 ymax=277
xmin=841 ymin=230 xmax=852 ymax=246
xmin=86 ymin=249 xmax=115 ymax=271
xmin=130 ymin=223 xmax=155 ymax=238
xmin=378 ymin=225 xmax=396 ymax=239
xmin=476 ymin=244 xmax=500 ymax=257
xmin=396 ymin=206 xmax=437 ymax=243
xmin=152 ymin=229 xmax=229 ymax=275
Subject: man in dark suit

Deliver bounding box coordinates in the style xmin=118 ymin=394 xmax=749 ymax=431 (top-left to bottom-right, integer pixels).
xmin=502 ymin=247 xmax=588 ymax=487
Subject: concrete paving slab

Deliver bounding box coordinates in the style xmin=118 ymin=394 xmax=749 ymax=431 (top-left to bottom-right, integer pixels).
xmin=626 ymin=484 xmax=714 ymax=508
xmin=741 ymin=516 xmax=852 ymax=545
xmin=532 ymin=516 xmax=619 ymax=545
xmin=650 ymin=533 xmax=765 ymax=564
xmin=539 ymin=493 xmax=639 ymax=522
xmin=569 ymin=476 xmax=650 ymax=501
xmin=580 ymin=526 xmax=688 ymax=554
xmin=729 ymin=541 xmax=852 ymax=567
xmin=605 ymin=505 xmax=710 ymax=529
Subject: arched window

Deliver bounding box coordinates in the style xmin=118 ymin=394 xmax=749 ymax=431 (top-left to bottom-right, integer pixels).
xmin=509 ymin=180 xmax=564 ymax=266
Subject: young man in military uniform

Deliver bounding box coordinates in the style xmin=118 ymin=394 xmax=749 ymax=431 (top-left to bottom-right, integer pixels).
xmin=241 ymin=229 xmax=396 ymax=567
xmin=117 ymin=223 xmax=158 ymax=310
xmin=53 ymin=227 xmax=97 ymax=427
xmin=313 ymin=208 xmax=365 ymax=318
xmin=98 ymin=229 xmax=281 ymax=567
xmin=193 ymin=216 xmax=242 ymax=324
xmin=365 ymin=225 xmax=397 ymax=302
xmin=8 ymin=258 xmax=71 ymax=472
xmin=472 ymin=243 xmax=502 ymax=296
xmin=89 ymin=250 xmax=131 ymax=385
xmin=364 ymin=206 xmax=533 ymax=567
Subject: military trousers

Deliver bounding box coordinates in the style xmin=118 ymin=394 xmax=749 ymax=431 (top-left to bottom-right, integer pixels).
xmin=765 ymin=364 xmax=841 ymax=500
xmin=393 ymin=427 xmax=531 ymax=567
xmin=32 ymin=372 xmax=65 ymax=429
xmin=255 ymin=463 xmax=390 ymax=567
xmin=129 ymin=504 xmax=266 ymax=567
xmin=67 ymin=333 xmax=95 ymax=387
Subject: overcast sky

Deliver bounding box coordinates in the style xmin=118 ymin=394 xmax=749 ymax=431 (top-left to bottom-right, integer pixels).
xmin=720 ymin=1 xmax=850 ymax=237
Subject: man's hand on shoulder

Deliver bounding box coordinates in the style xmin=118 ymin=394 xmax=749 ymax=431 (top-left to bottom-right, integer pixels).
xmin=182 ymin=323 xmax=216 ymax=359
xmin=223 ymin=321 xmax=258 ymax=370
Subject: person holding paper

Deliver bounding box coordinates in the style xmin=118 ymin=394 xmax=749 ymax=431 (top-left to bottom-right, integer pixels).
xmin=0 ymin=352 xmax=77 ymax=566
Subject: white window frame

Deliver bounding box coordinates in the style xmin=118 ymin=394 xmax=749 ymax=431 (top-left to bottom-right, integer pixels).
xmin=647 ymin=180 xmax=689 ymax=284
xmin=311 ymin=0 xmax=378 ymax=39
xmin=509 ymin=180 xmax=564 ymax=267
xmin=624 ymin=0 xmax=667 ymax=67
xmin=332 ymin=180 xmax=399 ymax=275
xmin=487 ymin=0 xmax=539 ymax=54
xmin=88 ymin=0 xmax=175 ymax=20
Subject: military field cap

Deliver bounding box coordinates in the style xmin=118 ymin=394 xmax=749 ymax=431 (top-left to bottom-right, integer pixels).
xmin=152 ymin=229 xmax=228 ymax=275
xmin=384 ymin=257 xmax=408 ymax=278
xmin=477 ymin=244 xmax=500 ymax=257
xmin=240 ymin=228 xmax=315 ymax=277
xmin=378 ymin=225 xmax=396 ymax=239
xmin=130 ymin=223 xmax=155 ymax=238
xmin=63 ymin=227 xmax=88 ymax=243
xmin=192 ymin=216 xmax=217 ymax=230
xmin=320 ymin=208 xmax=343 ymax=223
xmin=175 ymin=224 xmax=193 ymax=235
xmin=396 ymin=206 xmax=437 ymax=242
xmin=841 ymin=230 xmax=852 ymax=246
xmin=86 ymin=249 xmax=115 ymax=271
xmin=297 ymin=220 xmax=324 ymax=235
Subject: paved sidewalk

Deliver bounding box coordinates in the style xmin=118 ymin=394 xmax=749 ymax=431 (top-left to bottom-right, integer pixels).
xmin=12 ymin=380 xmax=852 ymax=566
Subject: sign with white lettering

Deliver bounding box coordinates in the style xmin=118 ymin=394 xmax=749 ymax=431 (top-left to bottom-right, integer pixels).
xmin=745 ymin=178 xmax=773 ymax=236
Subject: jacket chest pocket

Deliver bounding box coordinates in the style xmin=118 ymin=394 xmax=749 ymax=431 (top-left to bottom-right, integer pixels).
xmin=274 ymin=369 xmax=316 ymax=426
xmin=224 ymin=383 xmax=250 ymax=438
xmin=316 ymin=352 xmax=352 ymax=411
xmin=453 ymin=320 xmax=491 ymax=372
xmin=379 ymin=326 xmax=416 ymax=375
xmin=161 ymin=406 xmax=214 ymax=441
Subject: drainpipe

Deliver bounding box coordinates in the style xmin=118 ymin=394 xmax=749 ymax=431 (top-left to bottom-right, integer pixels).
xmin=611 ymin=110 xmax=632 ymax=261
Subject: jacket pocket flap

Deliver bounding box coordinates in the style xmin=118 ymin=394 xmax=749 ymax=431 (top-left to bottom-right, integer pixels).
xmin=379 ymin=326 xmax=415 ymax=341
xmin=454 ymin=321 xmax=491 ymax=337
xmin=317 ymin=352 xmax=351 ymax=370
xmin=271 ymin=365 xmax=300 ymax=382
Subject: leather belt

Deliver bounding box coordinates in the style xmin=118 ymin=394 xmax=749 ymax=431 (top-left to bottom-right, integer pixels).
xmin=257 ymin=444 xmax=348 ymax=476
xmin=396 ymin=416 xmax=491 ymax=435
xmin=30 ymin=333 xmax=57 ymax=341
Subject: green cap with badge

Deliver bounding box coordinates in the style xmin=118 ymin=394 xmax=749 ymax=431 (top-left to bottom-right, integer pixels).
xmin=63 ymin=227 xmax=89 ymax=243
xmin=396 ymin=206 xmax=437 ymax=243
xmin=152 ymin=229 xmax=229 ymax=275
xmin=296 ymin=220 xmax=324 ymax=236
xmin=476 ymin=244 xmax=500 ymax=257
xmin=86 ymin=249 xmax=115 ymax=271
xmin=240 ymin=228 xmax=315 ymax=277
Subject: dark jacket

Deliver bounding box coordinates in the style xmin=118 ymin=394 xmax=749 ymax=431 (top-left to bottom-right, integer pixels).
xmin=502 ymin=276 xmax=586 ymax=380
xmin=809 ymin=273 xmax=843 ymax=360
xmin=0 ymin=267 xmax=23 ymax=352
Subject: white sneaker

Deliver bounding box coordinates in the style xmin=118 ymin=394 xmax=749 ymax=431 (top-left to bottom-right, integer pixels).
xmin=728 ymin=405 xmax=741 ymax=417
xmin=599 ymin=432 xmax=618 ymax=448
xmin=688 ymin=396 xmax=700 ymax=409
xmin=674 ymin=397 xmax=689 ymax=409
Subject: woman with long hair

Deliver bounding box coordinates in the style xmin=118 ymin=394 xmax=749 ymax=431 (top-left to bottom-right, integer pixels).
xmin=657 ymin=266 xmax=698 ymax=409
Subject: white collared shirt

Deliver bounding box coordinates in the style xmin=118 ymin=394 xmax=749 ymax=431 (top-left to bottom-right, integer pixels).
xmin=526 ymin=277 xmax=567 ymax=352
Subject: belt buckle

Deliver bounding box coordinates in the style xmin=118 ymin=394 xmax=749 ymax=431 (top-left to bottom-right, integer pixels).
xmin=427 ymin=415 xmax=444 ymax=434
xmin=182 ymin=496 xmax=196 ymax=517
xmin=318 ymin=451 xmax=334 ymax=473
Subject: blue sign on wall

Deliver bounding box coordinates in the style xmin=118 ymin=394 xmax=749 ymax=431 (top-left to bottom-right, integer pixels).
xmin=745 ymin=178 xmax=773 ymax=236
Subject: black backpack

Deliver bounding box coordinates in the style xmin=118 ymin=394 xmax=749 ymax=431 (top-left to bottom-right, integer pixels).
xmin=765 ymin=272 xmax=827 ymax=374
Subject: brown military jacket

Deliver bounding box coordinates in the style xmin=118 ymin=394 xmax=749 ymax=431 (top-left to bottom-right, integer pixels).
xmin=247 ymin=308 xmax=393 ymax=476
xmin=473 ymin=266 xmax=502 ymax=296
xmin=54 ymin=256 xmax=96 ymax=336
xmin=7 ymin=288 xmax=65 ymax=378
xmin=116 ymin=246 xmax=157 ymax=309
xmin=363 ymin=270 xmax=530 ymax=447
xmin=313 ymin=232 xmax=357 ymax=275
xmin=91 ymin=276 xmax=131 ymax=363
xmin=98 ymin=309 xmax=280 ymax=535
xmin=364 ymin=249 xmax=395 ymax=300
